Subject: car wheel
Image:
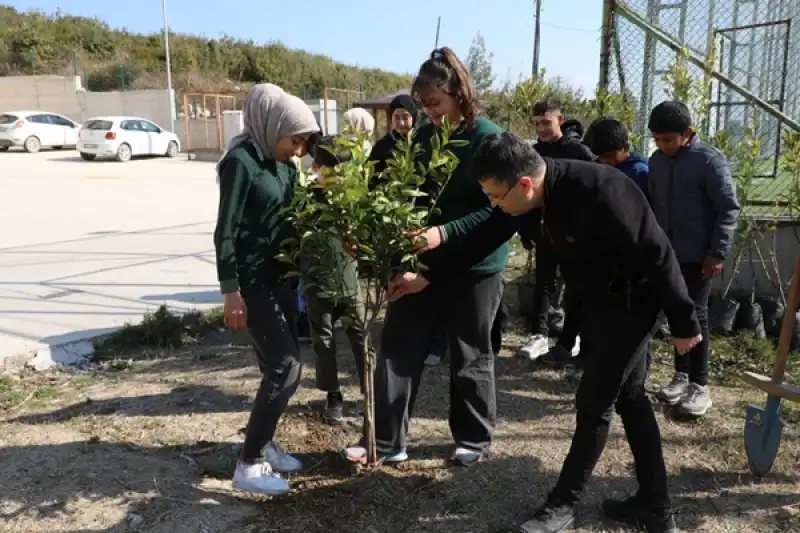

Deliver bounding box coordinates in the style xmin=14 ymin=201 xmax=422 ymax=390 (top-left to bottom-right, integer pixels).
xmin=166 ymin=141 xmax=179 ymax=158
xmin=80 ymin=152 xmax=96 ymax=161
xmin=0 ymin=146 xmax=9 ymax=152
xmin=116 ymin=143 xmax=132 ymax=162
xmin=23 ymin=136 xmax=41 ymax=153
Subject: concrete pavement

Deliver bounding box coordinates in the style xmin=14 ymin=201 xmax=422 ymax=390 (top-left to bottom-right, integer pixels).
xmin=0 ymin=150 xmax=221 ymax=368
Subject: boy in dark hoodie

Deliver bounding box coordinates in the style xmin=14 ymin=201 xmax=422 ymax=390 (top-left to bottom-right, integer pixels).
xmin=585 ymin=117 xmax=650 ymax=198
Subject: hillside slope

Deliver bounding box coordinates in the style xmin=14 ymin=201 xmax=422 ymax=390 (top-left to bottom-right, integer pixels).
xmin=0 ymin=6 xmax=411 ymax=96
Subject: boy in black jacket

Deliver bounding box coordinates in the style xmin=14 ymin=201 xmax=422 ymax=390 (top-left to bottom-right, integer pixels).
xmin=390 ymin=132 xmax=700 ymax=533
xmin=518 ymin=99 xmax=595 ymax=367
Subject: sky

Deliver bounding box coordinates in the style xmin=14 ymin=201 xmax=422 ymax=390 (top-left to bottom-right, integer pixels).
xmin=12 ymin=0 xmax=604 ymax=92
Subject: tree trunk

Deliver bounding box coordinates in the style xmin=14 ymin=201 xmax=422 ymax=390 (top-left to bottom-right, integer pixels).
xmin=362 ymin=334 xmax=377 ymax=464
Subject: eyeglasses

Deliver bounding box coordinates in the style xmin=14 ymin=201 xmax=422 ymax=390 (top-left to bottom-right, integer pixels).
xmin=482 ymin=184 xmax=514 ymax=203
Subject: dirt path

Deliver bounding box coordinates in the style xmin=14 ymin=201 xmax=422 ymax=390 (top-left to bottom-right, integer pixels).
xmin=1 ymin=325 xmax=799 ymax=533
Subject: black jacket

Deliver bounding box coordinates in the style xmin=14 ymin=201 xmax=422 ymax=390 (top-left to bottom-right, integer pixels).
xmin=428 ymin=158 xmax=701 ymax=339
xmin=533 ymin=129 xmax=596 ymax=162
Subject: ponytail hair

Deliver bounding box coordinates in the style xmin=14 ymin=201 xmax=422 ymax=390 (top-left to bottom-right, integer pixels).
xmin=411 ymin=47 xmax=478 ymax=129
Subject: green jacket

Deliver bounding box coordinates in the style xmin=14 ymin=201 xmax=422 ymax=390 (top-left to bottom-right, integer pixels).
xmin=413 ymin=116 xmax=509 ymax=281
xmin=214 ymin=141 xmax=297 ymax=293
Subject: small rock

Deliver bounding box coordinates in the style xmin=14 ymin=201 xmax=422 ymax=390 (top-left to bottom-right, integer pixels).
xmin=776 ymin=506 xmax=799 ymax=520
xmin=126 ymin=513 xmax=144 ymax=530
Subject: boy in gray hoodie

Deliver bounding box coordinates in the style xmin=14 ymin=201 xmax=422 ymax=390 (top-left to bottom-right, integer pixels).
xmin=647 ymin=101 xmax=741 ymax=417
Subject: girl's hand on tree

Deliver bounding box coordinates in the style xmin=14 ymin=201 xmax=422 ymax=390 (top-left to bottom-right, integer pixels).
xmin=386 ymin=272 xmax=430 ymax=302
xmin=409 ymin=227 xmax=443 ymax=253
xmin=223 ymin=292 xmax=248 ymax=331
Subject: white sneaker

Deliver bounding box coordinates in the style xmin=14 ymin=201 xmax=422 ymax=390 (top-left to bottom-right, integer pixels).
xmin=232 ymin=461 xmax=290 ymax=495
xmin=424 ymin=354 xmax=442 ymax=366
xmin=263 ymin=441 xmax=303 ymax=473
xmin=342 ymin=444 xmax=408 ymax=464
xmin=451 ymin=447 xmax=485 ymax=466
xmin=679 ymin=383 xmax=713 ymax=417
xmin=518 ymin=334 xmax=549 ymax=360
xmin=571 ymin=336 xmax=581 ymax=357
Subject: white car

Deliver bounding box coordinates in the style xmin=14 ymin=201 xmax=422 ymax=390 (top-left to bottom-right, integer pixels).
xmin=77 ymin=116 xmax=181 ymax=162
xmin=0 ymin=111 xmax=80 ymax=152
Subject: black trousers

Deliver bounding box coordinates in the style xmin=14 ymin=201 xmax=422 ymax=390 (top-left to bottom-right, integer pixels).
xmin=674 ymin=263 xmax=711 ymax=386
xmin=492 ymin=297 xmax=509 ymax=354
xmin=371 ymin=273 xmax=503 ymax=454
xmin=558 ymin=283 xmax=584 ymax=352
xmin=240 ymin=283 xmax=303 ymax=463
xmin=550 ymin=288 xmax=670 ymax=510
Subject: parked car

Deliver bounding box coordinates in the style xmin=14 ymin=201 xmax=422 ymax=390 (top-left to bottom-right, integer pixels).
xmin=77 ymin=116 xmax=181 ymax=162
xmin=0 ymin=111 xmax=80 ymax=152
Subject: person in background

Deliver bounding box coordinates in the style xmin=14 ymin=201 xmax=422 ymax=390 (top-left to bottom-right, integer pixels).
xmin=532 ymin=99 xmax=596 ymax=161
xmin=391 ymin=132 xmax=701 ymax=533
xmin=368 ymin=94 xmax=450 ymax=366
xmin=370 ymin=93 xmax=417 ymax=173
xmin=517 ymin=99 xmax=596 ymax=366
xmin=214 ymin=83 xmax=320 ymax=496
xmin=648 ymin=100 xmax=741 ymax=418
xmin=342 ymin=107 xmax=376 ymax=152
xmin=342 ymin=47 xmax=507 ymax=466
xmin=585 ymin=117 xmax=650 ymax=198
xmin=303 ymin=135 xmax=372 ymax=424
xmin=585 ymin=116 xmax=658 ymax=375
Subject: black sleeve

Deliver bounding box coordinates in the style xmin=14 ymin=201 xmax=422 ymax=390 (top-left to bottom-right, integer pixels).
xmin=569 ymin=141 xmax=597 ymax=162
xmin=595 ymin=173 xmax=700 ymax=338
xmin=423 ymin=207 xmax=521 ymax=283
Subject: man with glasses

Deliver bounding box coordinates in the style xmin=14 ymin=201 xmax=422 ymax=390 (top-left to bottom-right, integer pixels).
xmin=390 ymin=132 xmax=699 ymax=533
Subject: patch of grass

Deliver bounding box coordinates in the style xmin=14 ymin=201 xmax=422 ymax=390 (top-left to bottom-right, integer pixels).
xmin=653 ymin=332 xmax=799 ymax=384
xmin=93 ymin=305 xmax=224 ymax=359
xmin=0 ymin=375 xmax=25 ymax=409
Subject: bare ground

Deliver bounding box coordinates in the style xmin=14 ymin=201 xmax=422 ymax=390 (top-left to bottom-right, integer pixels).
xmin=1 ymin=318 xmax=799 ymax=533
xmin=1 ymin=245 xmax=799 ymax=533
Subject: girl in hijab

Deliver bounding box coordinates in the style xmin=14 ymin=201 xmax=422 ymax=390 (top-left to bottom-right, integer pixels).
xmin=214 ymin=83 xmax=319 ymax=496
xmin=343 ymin=47 xmax=507 ymax=467
xmin=342 ymin=107 xmax=376 ymax=152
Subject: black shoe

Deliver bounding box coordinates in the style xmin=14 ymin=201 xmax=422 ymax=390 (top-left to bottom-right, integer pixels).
xmin=323 ymin=391 xmax=344 ymax=423
xmin=516 ymin=503 xmax=575 ymax=532
xmin=539 ymin=345 xmax=573 ymax=367
xmin=602 ymin=495 xmax=679 ymax=532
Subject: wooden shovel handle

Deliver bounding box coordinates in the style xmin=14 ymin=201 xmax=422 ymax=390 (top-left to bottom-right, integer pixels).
xmin=772 ymin=250 xmax=800 ymax=384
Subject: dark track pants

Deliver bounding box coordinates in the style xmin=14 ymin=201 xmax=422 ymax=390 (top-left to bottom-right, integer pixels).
xmin=370 ymin=273 xmax=503 ymax=454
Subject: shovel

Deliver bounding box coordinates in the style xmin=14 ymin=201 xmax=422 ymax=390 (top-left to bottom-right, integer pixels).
xmin=741 ymin=250 xmax=800 ymax=476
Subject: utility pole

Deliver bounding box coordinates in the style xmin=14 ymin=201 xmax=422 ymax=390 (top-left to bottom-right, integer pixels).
xmin=434 ymin=16 xmax=441 ymax=49
xmin=532 ymin=0 xmax=542 ymax=76
xmin=162 ymin=0 xmax=176 ymax=132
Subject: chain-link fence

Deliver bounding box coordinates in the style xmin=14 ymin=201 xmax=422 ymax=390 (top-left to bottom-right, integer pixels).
xmin=602 ymin=0 xmax=800 ymax=197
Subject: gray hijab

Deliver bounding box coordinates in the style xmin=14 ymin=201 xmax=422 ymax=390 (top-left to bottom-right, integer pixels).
xmin=217 ymin=83 xmax=318 ymax=175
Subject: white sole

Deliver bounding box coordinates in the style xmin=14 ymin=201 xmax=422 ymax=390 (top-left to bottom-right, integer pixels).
xmin=232 ymin=480 xmax=291 ymax=496
xmin=679 ymin=400 xmax=712 ymax=417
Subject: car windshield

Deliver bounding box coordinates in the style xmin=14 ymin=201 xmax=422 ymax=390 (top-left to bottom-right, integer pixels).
xmin=0 ymin=114 xmax=20 ymax=124
xmin=83 ymin=120 xmax=113 ymax=130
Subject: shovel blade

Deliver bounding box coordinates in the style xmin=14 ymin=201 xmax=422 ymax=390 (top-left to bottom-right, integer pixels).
xmin=744 ymin=403 xmax=784 ymax=476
